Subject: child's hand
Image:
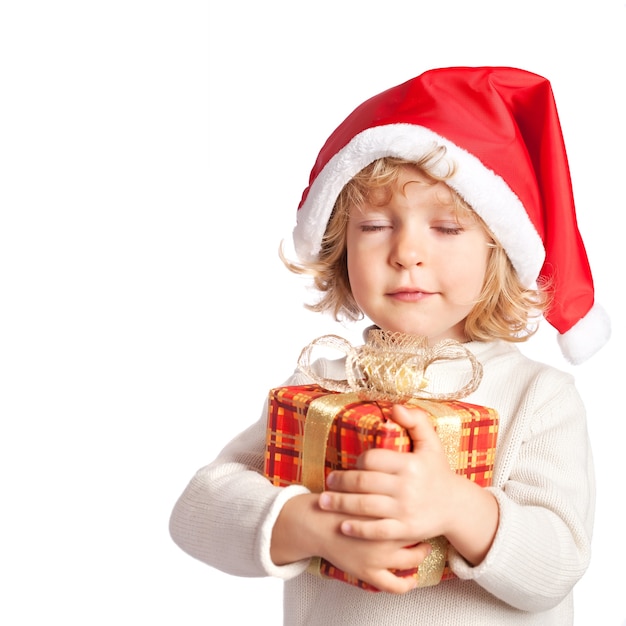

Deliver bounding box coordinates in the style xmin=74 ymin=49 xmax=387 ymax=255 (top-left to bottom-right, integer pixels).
xmin=318 ymin=404 xmax=499 ymax=565
xmin=314 ymin=523 xmax=434 ymax=594
xmin=318 ymin=405 xmax=455 ymax=542
xmin=271 ymin=491 xmax=433 ymax=594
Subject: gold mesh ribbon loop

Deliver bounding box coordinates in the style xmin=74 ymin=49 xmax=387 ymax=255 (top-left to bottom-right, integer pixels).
xmin=298 ymin=330 xmax=482 ymax=401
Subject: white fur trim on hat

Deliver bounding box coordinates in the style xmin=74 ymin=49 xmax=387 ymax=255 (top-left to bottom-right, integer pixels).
xmin=557 ymin=302 xmax=611 ymax=365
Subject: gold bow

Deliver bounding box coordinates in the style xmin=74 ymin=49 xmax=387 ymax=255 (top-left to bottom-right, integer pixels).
xmin=297 ymin=329 xmax=482 ymax=401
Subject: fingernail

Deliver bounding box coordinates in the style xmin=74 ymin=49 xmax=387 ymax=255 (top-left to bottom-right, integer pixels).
xmin=326 ymin=472 xmax=336 ymax=487
xmin=319 ymin=493 xmax=331 ymax=509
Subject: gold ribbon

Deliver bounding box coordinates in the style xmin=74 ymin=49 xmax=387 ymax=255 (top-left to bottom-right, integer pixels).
xmin=297 ymin=329 xmax=482 ymax=402
xmin=416 ymin=536 xmax=449 ymax=587
xmin=302 ymin=392 xmax=361 ymax=493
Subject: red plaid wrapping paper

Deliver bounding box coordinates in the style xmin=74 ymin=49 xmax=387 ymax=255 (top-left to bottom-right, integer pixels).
xmin=264 ymin=384 xmax=498 ymax=591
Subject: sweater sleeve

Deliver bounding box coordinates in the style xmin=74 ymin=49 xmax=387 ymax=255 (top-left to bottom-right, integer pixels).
xmin=169 ymin=371 xmax=313 ymax=580
xmin=447 ymin=367 xmax=594 ymax=612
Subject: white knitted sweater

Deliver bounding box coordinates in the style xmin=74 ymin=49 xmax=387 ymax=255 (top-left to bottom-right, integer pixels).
xmin=170 ymin=340 xmax=594 ymax=625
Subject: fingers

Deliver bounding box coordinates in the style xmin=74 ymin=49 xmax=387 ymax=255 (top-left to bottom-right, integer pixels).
xmin=389 ymin=403 xmax=429 ymax=429
xmin=320 ymin=466 xmax=407 ymax=521
xmin=359 ymin=542 xmax=433 ymax=594
xmin=395 ymin=541 xmax=433 ymax=572
xmin=320 ymin=489 xmax=397 ymax=520
xmin=318 ymin=491 xmax=413 ymax=542
xmin=372 ymin=571 xmax=418 ymax=595
xmin=339 ymin=516 xmax=403 ymax=540
xmin=327 ymin=462 xmax=400 ymax=490
xmin=389 ymin=404 xmax=439 ymax=451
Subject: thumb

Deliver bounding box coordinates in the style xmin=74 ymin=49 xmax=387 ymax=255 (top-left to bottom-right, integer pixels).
xmin=390 ymin=404 xmax=440 ymax=453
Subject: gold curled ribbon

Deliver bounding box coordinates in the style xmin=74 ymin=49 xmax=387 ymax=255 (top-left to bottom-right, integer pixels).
xmin=298 ymin=329 xmax=482 ymax=402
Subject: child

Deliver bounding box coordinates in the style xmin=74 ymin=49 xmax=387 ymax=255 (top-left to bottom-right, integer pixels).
xmin=170 ymin=67 xmax=610 ymax=624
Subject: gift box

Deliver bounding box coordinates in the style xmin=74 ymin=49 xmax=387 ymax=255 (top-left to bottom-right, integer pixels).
xmin=264 ymin=331 xmax=498 ymax=591
xmin=264 ymin=384 xmax=498 ymax=590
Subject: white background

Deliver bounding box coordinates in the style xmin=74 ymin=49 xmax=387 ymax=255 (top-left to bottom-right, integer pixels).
xmin=1 ymin=1 xmax=624 ymax=624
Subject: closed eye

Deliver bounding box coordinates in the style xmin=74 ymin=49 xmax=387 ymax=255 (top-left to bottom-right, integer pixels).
xmin=433 ymin=225 xmax=464 ymax=235
xmin=359 ymin=223 xmax=391 ymax=232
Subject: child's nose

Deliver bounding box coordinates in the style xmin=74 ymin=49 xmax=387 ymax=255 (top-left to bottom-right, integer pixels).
xmin=391 ymin=227 xmax=425 ymax=268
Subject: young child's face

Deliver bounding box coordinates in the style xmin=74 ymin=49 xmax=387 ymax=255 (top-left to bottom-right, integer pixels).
xmin=346 ymin=167 xmax=491 ymax=344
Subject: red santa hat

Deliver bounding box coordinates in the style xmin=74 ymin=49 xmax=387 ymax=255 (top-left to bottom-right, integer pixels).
xmin=293 ymin=66 xmax=610 ymax=364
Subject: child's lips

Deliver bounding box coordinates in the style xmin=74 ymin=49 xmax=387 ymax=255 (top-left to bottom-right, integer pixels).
xmin=387 ymin=288 xmax=435 ymax=302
